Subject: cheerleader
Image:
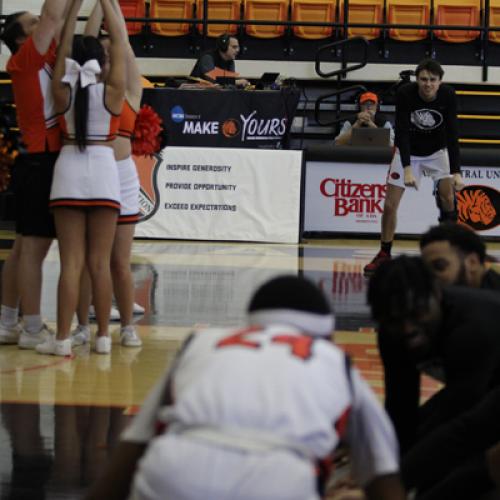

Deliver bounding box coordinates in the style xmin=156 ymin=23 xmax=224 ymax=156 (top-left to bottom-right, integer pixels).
xmin=37 ymin=0 xmax=125 ymax=356
xmin=71 ymin=0 xmax=143 ymax=349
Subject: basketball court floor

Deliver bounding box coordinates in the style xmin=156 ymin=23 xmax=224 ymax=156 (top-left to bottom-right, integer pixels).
xmin=0 ymin=233 xmax=499 ymax=498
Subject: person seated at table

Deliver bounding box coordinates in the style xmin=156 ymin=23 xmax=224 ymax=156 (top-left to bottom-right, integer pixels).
xmin=334 ymin=91 xmax=394 ymax=146
xmin=190 ymin=33 xmax=249 ymax=88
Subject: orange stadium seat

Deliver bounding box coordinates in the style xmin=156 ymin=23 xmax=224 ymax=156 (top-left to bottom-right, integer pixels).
xmin=150 ymin=0 xmax=195 ymax=36
xmin=291 ymin=0 xmax=336 ymax=40
xmin=339 ymin=0 xmax=384 ymax=40
xmin=387 ymin=0 xmax=430 ymax=42
xmin=197 ymin=0 xmax=241 ymax=36
xmin=433 ymin=0 xmax=481 ymax=43
xmin=118 ymin=0 xmax=146 ymax=34
xmin=489 ymin=0 xmax=500 ymax=43
xmin=244 ymin=0 xmax=289 ymax=38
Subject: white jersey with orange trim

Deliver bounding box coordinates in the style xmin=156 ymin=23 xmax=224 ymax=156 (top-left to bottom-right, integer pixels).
xmin=123 ymin=324 xmax=400 ymax=498
xmin=7 ymin=37 xmax=61 ymax=153
xmin=59 ymin=82 xmax=121 ymax=142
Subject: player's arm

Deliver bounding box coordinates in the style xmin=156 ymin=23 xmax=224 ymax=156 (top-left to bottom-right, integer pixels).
xmin=52 ymin=0 xmax=82 ymax=113
xmin=84 ymin=0 xmax=103 ymax=37
xmin=394 ymin=87 xmax=416 ymax=188
xmin=378 ymin=328 xmax=420 ymax=452
xmin=334 ymin=121 xmax=354 ymax=146
xmin=346 ymin=369 xmax=406 ymax=500
xmin=364 ymin=474 xmax=407 ymax=500
xmin=33 ymin=0 xmax=72 ymax=55
xmin=100 ymin=0 xmax=126 ymax=114
xmin=110 ymin=0 xmax=143 ymax=106
xmin=85 ymin=442 xmax=147 ymax=500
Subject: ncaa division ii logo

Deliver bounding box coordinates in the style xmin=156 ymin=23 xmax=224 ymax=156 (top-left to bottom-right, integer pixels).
xmin=132 ymin=154 xmax=163 ymax=222
xmin=171 ymin=105 xmax=185 ymax=123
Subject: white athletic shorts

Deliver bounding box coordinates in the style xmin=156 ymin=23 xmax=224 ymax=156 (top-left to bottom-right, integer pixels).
xmin=50 ymin=145 xmax=120 ymax=210
xmin=117 ymin=156 xmax=140 ymax=224
xmin=129 ymin=434 xmax=320 ymax=500
xmin=387 ymin=148 xmax=452 ymax=189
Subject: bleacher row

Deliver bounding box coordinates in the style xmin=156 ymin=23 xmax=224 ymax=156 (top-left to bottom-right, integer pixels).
xmin=119 ymin=0 xmax=500 ymax=43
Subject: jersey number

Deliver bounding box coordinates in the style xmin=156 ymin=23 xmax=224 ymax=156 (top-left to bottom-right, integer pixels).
xmin=216 ymin=327 xmax=314 ymax=360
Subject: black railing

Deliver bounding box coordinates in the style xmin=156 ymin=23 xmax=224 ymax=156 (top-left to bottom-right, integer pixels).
xmin=2 ymin=1 xmax=500 ymax=80
xmin=313 ymin=38 xmax=369 ymax=127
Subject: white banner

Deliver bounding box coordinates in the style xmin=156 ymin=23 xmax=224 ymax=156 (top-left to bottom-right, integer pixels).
xmin=305 ymin=162 xmax=500 ymax=237
xmin=135 ymin=147 xmax=302 ymax=243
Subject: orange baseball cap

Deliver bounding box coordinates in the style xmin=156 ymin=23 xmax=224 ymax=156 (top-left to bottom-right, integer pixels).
xmin=359 ymin=92 xmax=378 ymax=104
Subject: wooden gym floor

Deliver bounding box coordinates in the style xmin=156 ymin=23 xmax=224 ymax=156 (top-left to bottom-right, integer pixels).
xmin=1 ymin=234 xmax=499 ymax=499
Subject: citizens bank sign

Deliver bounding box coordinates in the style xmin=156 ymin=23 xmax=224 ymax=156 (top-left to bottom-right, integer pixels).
xmin=305 ymin=162 xmax=500 ymax=237
xmin=319 ymin=177 xmax=387 ymax=216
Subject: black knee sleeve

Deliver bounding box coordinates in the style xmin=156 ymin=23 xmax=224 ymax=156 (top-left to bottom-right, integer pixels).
xmin=435 ymin=180 xmax=458 ymax=223
xmin=440 ymin=210 xmax=458 ymax=223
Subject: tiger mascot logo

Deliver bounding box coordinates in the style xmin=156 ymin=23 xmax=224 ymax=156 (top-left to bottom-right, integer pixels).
xmin=457 ymin=185 xmax=500 ymax=231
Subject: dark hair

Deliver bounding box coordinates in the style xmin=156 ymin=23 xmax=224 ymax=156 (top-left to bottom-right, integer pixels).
xmin=416 ymin=58 xmax=444 ymax=79
xmin=71 ymin=36 xmax=105 ymax=151
xmin=0 ymin=12 xmax=27 ymax=54
xmin=248 ymin=275 xmax=331 ymax=315
xmin=367 ymin=256 xmax=437 ymax=324
xmin=216 ymin=33 xmax=231 ymax=52
xmin=420 ymin=223 xmax=486 ymax=264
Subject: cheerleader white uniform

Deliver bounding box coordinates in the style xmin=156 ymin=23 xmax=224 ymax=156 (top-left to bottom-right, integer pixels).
xmin=50 ymin=73 xmax=121 ymax=211
xmin=117 ymin=100 xmax=140 ymax=224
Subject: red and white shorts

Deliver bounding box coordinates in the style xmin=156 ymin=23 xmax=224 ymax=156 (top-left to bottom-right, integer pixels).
xmin=387 ymin=148 xmax=452 ymax=189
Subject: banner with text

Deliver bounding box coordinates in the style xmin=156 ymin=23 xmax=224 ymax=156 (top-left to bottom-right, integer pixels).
xmin=142 ymin=88 xmax=300 ymax=149
xmin=134 ymin=147 xmax=302 ymax=243
xmin=304 ymin=162 xmax=500 ymax=237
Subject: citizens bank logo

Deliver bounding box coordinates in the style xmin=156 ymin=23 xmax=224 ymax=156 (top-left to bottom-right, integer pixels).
xmin=133 ymin=154 xmax=162 ymax=222
xmin=320 ymin=177 xmax=387 ymax=216
xmin=457 ymin=185 xmax=500 ymax=231
xmin=171 ymin=105 xmax=185 ymax=123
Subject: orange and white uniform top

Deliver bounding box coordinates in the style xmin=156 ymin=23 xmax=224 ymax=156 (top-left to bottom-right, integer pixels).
xmin=123 ymin=322 xmax=400 ymax=499
xmin=7 ymin=38 xmax=61 ymax=153
xmin=59 ymin=82 xmax=121 ymax=142
xmin=118 ymin=100 xmax=138 ymax=139
xmin=49 ymin=60 xmax=122 ymax=211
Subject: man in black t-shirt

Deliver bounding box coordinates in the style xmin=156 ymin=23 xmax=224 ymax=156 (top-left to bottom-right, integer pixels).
xmin=190 ymin=33 xmax=249 ymax=87
xmin=368 ymin=256 xmax=500 ymax=455
xmin=364 ymin=59 xmax=465 ymax=276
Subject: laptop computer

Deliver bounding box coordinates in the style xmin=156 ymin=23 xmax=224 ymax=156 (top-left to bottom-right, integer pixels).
xmin=350 ymin=127 xmax=391 ymax=147
xmin=256 ymin=72 xmax=280 ymax=89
